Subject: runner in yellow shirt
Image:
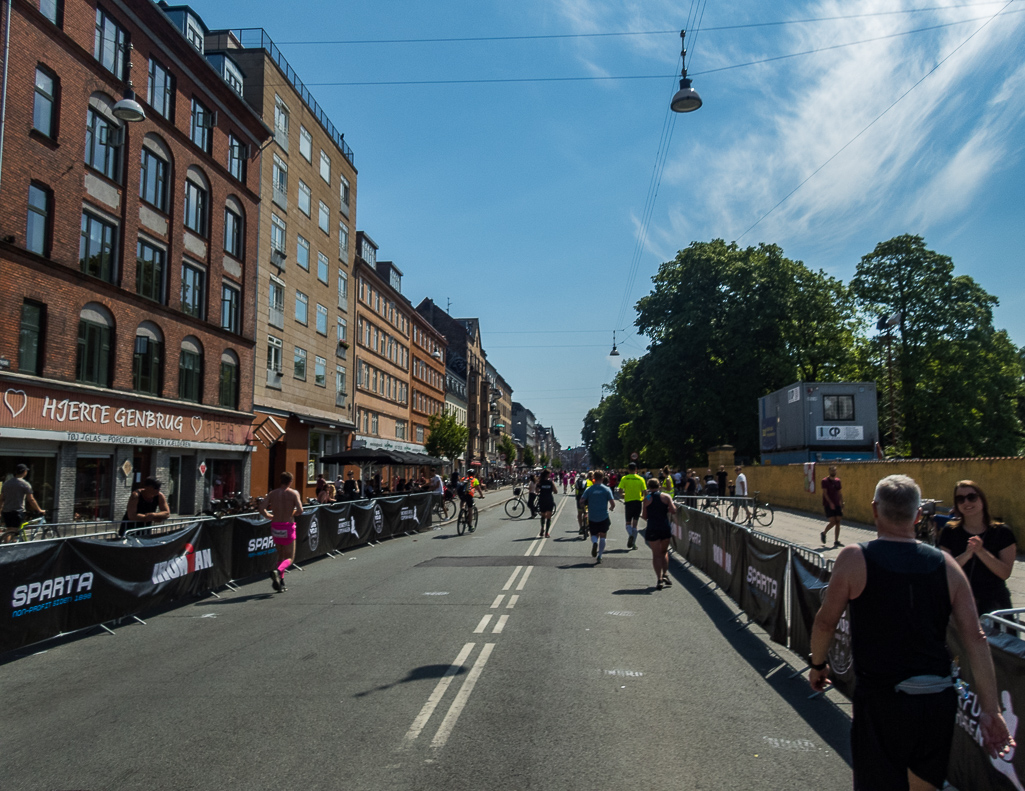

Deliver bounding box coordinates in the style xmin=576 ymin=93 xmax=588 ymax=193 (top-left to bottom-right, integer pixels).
xmin=619 ymin=462 xmax=648 ymax=550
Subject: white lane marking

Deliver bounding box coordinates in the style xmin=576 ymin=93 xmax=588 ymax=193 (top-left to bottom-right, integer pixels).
xmin=502 ymin=566 xmax=524 ymax=590
xmin=515 ymin=566 xmax=533 ymax=591
xmin=605 ymin=669 xmax=644 ymax=677
xmin=431 ymin=643 xmax=496 ymax=748
xmin=473 ymin=615 xmax=493 ymax=634
xmin=490 ymin=594 xmax=505 ymax=609
xmin=506 ymin=595 xmax=519 ymax=609
xmin=423 ymin=592 xmax=449 ymax=596
xmin=524 ymin=539 xmax=539 ymax=556
xmin=606 ymin=611 xmax=635 ymax=616
xmin=762 ymin=737 xmax=816 ymax=751
xmin=532 ymin=538 xmax=547 ymax=556
xmin=492 ymin=615 xmax=509 ymax=634
xmin=403 ymin=642 xmax=475 ymax=744
xmin=547 ymin=504 xmax=566 ymax=533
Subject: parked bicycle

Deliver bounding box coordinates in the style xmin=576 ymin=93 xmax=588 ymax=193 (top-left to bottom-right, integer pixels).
xmin=433 ymin=495 xmax=454 ymax=522
xmin=741 ymin=492 xmax=775 ymax=528
xmin=504 ymin=486 xmax=526 ymax=518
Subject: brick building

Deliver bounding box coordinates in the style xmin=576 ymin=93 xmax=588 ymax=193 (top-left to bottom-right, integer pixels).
xmin=201 ymin=26 xmax=359 ymax=499
xmin=0 ymin=0 xmax=268 ymax=521
xmin=409 ymin=309 xmax=448 ymax=453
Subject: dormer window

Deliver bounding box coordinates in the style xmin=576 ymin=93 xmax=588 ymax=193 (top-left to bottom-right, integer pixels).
xmin=185 ymin=16 xmax=205 ymax=53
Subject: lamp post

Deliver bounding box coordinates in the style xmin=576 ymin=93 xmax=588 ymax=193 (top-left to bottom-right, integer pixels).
xmin=609 ymin=330 xmax=620 ymax=357
xmin=112 ymin=43 xmax=146 ymax=122
xmin=670 ymin=30 xmax=702 ymax=114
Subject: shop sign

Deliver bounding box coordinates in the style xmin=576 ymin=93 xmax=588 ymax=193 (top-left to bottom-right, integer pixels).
xmin=1 ymin=383 xmax=252 ymax=449
xmin=815 ymin=425 xmax=864 ymax=441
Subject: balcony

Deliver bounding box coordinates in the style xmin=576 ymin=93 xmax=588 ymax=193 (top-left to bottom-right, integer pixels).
xmin=266 ymin=368 xmax=283 ymax=389
xmin=272 ymin=185 xmax=287 ymax=211
xmin=335 ymin=392 xmax=347 ymax=408
xmin=269 ymin=305 xmax=284 ymax=329
xmin=336 ymin=343 xmax=348 ymax=360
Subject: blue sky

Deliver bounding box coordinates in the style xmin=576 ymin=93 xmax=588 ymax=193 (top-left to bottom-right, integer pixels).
xmin=189 ymin=0 xmax=1025 ymax=448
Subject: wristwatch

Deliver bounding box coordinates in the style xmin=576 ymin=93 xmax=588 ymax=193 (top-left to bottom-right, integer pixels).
xmin=809 ymin=657 xmax=827 ymax=671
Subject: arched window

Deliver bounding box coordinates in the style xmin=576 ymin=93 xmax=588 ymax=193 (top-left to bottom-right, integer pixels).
xmin=184 ymin=166 xmax=210 ymax=237
xmin=85 ymin=93 xmax=122 ymax=181
xmin=224 ymin=195 xmax=244 ymax=259
xmin=139 ymin=133 xmax=172 ymax=212
xmin=76 ymin=302 xmax=113 ymax=386
xmin=132 ymin=321 xmax=163 ymax=395
xmin=179 ymin=336 xmax=203 ymax=403
xmin=218 ymin=349 xmax=239 ymax=409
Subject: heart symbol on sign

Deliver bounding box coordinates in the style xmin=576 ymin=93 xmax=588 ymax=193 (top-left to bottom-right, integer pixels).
xmin=191 ymin=416 xmax=203 ymax=436
xmin=4 ymin=389 xmax=27 ymax=419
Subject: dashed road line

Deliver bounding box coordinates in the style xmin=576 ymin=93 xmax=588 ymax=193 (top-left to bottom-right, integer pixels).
xmin=524 ymin=538 xmax=540 ymax=556
xmin=532 ymin=538 xmax=547 ymax=556
xmin=490 ymin=594 xmax=505 ymax=609
xmin=492 ymin=615 xmax=509 ymax=634
xmin=502 ymin=565 xmax=524 ymax=590
xmin=431 ymin=643 xmax=496 ymax=748
xmin=473 ymin=615 xmax=493 ymax=634
xmin=403 ymin=642 xmax=475 ymax=744
xmin=515 ymin=566 xmax=533 ymax=591
xmin=505 ymin=595 xmax=519 ymax=609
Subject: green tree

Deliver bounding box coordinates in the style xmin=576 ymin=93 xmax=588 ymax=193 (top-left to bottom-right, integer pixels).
xmin=580 ymin=408 xmax=603 ymax=468
xmin=498 ymin=435 xmax=517 ymax=467
xmin=523 ymin=445 xmax=535 ymax=467
xmin=851 ymin=235 xmax=1023 ymax=457
xmin=539 ymin=454 xmax=549 ymax=467
xmin=552 ymin=457 xmax=562 ymax=469
xmin=424 ymin=411 xmax=469 ymax=462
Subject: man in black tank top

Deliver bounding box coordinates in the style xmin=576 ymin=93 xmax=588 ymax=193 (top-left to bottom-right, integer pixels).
xmin=809 ymin=474 xmax=1013 ymax=791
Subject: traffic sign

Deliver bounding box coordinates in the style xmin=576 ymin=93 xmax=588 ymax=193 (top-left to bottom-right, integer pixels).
xmin=630 ymin=452 xmax=639 ymax=461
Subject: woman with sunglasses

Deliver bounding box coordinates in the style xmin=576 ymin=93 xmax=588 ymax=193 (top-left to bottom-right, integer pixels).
xmin=937 ymin=480 xmax=1016 ymax=617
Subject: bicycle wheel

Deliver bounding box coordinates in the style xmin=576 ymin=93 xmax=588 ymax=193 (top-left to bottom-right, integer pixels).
xmin=470 ymin=505 xmax=479 ymax=532
xmin=505 ymin=498 xmax=525 ymax=518
xmin=754 ymin=504 xmax=775 ymax=528
xmin=437 ymin=501 xmax=453 ymax=521
xmin=456 ymin=509 xmax=467 ymax=535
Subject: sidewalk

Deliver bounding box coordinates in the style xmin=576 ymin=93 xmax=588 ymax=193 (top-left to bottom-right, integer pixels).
xmin=755 ymin=506 xmax=1024 ymax=609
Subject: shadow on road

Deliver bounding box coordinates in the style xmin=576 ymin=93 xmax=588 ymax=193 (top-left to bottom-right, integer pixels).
xmin=611 ymin=588 xmax=655 ymax=595
xmin=354 ymin=663 xmax=469 ymax=698
xmin=666 ymin=558 xmax=853 ymax=766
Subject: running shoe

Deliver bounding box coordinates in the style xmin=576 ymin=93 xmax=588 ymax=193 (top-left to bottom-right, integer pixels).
xmin=820 ymin=531 xmax=827 ymax=545
xmin=270 ymin=570 xmax=281 ymax=592
xmin=545 ymin=532 xmax=550 ymax=538
xmin=596 ymin=555 xmax=602 ymax=564
xmin=656 ymin=580 xmax=664 ymax=590
xmin=662 ymin=576 xmax=673 ymax=587
xmin=591 ymin=542 xmax=598 ymax=558
xmin=627 ymin=535 xmax=635 ymax=550
xmin=833 ymin=541 xmax=843 ymax=548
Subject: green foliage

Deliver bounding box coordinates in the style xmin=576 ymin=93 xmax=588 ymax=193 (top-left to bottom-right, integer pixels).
xmin=539 ymin=454 xmax=549 ymax=466
xmin=498 ymin=435 xmax=517 ymax=467
xmin=424 ymin=411 xmax=469 ymax=462
xmin=552 ymin=457 xmax=563 ymax=469
xmin=851 ymin=235 xmax=1024 ymax=457
xmin=523 ymin=445 xmax=535 ymax=467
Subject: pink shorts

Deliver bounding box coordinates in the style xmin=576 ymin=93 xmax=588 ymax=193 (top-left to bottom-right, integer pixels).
xmin=271 ymin=522 xmax=297 ymax=545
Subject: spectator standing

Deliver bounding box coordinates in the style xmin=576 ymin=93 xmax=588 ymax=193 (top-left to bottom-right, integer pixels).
xmin=715 ymin=466 xmax=729 ymax=500
xmin=120 ymin=477 xmax=170 ymax=537
xmin=343 ymin=471 xmax=362 ymax=500
xmin=730 ymin=466 xmax=750 ymax=523
xmin=0 ymin=464 xmax=45 ymax=542
xmin=937 ymin=480 xmax=1016 ymax=617
xmin=820 ymin=465 xmax=844 ymax=547
xmin=810 ymin=474 xmax=1013 ymax=790
xmin=527 ymin=474 xmax=538 ymax=520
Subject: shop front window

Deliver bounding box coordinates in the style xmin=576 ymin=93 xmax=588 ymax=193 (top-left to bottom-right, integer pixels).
xmin=308 ymin=430 xmax=342 ymax=483
xmin=0 ymin=455 xmax=57 ymax=515
xmin=205 ymin=458 xmax=241 ymax=506
xmin=74 ymin=455 xmax=112 ymax=520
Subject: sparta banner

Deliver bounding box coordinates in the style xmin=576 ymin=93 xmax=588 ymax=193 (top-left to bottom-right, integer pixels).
xmin=685 ymin=509 xmax=710 ymax=572
xmin=739 ymin=533 xmax=789 ymax=647
xmin=709 ymin=517 xmax=746 ymax=606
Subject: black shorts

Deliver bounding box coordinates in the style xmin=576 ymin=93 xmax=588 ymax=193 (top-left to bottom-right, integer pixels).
xmin=851 ymin=686 xmax=956 ymax=790
xmin=459 ymin=492 xmax=475 ymax=506
xmin=537 ymin=498 xmax=555 ymax=513
xmin=624 ymin=500 xmax=642 ymax=520
xmin=825 ymin=506 xmax=843 ymax=518
xmin=2 ymin=510 xmax=25 ymax=528
xmin=645 ymin=524 xmax=672 ymax=542
xmin=588 ymin=517 xmax=611 ymax=536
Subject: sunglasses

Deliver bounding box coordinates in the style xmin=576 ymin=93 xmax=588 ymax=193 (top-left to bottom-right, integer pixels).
xmin=954 ymin=493 xmax=980 ymax=505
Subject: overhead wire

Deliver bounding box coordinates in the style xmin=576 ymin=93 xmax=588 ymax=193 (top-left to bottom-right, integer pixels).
xmin=736 ymin=0 xmax=1018 ymax=241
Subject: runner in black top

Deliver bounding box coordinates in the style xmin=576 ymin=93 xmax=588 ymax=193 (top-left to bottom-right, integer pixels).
xmin=536 ymin=470 xmax=557 ymax=538
xmin=641 ymin=478 xmax=677 ymax=590
xmin=809 ymin=474 xmax=1013 ymax=790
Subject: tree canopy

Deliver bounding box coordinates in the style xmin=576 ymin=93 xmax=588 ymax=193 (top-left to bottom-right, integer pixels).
xmin=424 ymin=412 xmax=469 ymax=463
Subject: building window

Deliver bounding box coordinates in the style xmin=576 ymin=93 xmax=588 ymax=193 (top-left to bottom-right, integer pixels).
xmin=295 ymin=291 xmax=308 ymax=324
xmin=338 ymin=222 xmax=348 ymax=262
xmin=299 ymin=125 xmax=312 ymax=161
xmin=340 ymin=175 xmax=350 ymax=208
xmin=271 ymin=214 xmax=286 ymax=254
xmin=296 ymin=234 xmax=310 ymax=270
xmin=823 ymin=394 xmax=856 ymax=421
xmin=316 ymin=252 xmax=329 ymax=284
xmin=40 ymin=0 xmax=61 ymax=25
xmin=85 ymin=108 xmax=121 ymax=180
xmin=179 ymin=339 xmax=202 ymax=402
xmin=184 ymin=179 xmax=208 ymax=236
xmin=337 ymin=270 xmax=348 ymax=309
xmin=318 ymin=201 xmax=330 ymax=234
xmin=79 ymin=212 xmax=117 ymax=283
xmin=219 ymin=351 xmax=239 ymax=408
xmin=274 ymin=96 xmax=289 ymax=150
xmin=139 ymin=148 xmax=168 ymax=211
xmin=272 ymin=154 xmax=287 ymax=208
xmin=19 ymin=301 xmax=45 ymax=376
xmin=361 ymin=237 xmax=376 ymax=267
xmin=298 ymin=180 xmax=311 ymax=216
xmin=136 ymin=240 xmax=166 ymax=303
xmin=26 ymin=183 xmax=51 ymax=256
xmin=147 ymin=59 xmax=174 ymax=120
xmin=224 ymin=207 xmax=243 ymax=258
xmin=181 ymin=262 xmax=206 ymax=318
xmin=316 ymin=304 xmax=328 ymax=335
xmin=268 ymin=278 xmax=284 ymax=329
xmin=221 ymin=282 xmax=240 ymax=333
xmin=293 ymin=346 xmax=307 ymax=380
xmin=267 ymin=335 xmax=282 ymax=372
xmin=76 ymin=305 xmax=113 ymax=386
xmin=132 ymin=323 xmax=163 ymax=395
xmin=33 ymin=67 xmax=57 ymax=138
xmin=336 ymin=366 xmax=346 ymax=404
xmin=94 ymin=8 xmax=127 ymax=79
xmin=337 ymin=316 xmax=347 ymax=343
xmin=228 ymin=134 xmax=246 ymax=182
xmin=190 ymin=97 xmax=213 ymax=153
xmin=395 ymin=419 xmax=407 ymax=440
xmin=416 ymin=425 xmax=425 ymax=444
xmin=314 ymin=356 xmax=327 ymax=387
xmin=319 ymin=150 xmax=331 ymax=183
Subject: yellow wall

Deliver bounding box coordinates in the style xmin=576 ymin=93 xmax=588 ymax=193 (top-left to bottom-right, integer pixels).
xmin=742 ymin=459 xmax=1025 ymax=549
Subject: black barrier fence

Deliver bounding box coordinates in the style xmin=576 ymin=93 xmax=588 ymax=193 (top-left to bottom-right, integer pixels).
xmin=672 ymin=504 xmax=1025 ymax=789
xmin=0 ymin=493 xmax=432 ymax=655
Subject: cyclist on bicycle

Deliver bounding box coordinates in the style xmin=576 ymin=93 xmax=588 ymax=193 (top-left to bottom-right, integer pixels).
xmin=458 ymin=472 xmax=484 ymax=521
xmin=1 ymin=464 xmax=45 ymax=544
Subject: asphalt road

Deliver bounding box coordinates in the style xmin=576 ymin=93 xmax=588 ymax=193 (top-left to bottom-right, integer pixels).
xmin=3 ymin=494 xmax=853 ymax=791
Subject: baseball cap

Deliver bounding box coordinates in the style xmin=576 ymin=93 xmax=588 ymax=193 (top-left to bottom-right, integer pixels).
xmin=15 ymin=463 xmax=28 ymax=474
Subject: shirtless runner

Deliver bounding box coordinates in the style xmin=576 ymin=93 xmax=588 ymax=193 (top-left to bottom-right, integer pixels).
xmin=258 ymin=471 xmax=304 ymax=592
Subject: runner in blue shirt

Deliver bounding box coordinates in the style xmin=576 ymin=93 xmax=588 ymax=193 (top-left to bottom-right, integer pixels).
xmin=579 ymin=470 xmax=616 ymax=564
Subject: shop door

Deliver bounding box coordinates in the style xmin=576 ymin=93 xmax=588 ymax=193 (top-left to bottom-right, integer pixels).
xmin=133 ymin=448 xmax=153 ymax=488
